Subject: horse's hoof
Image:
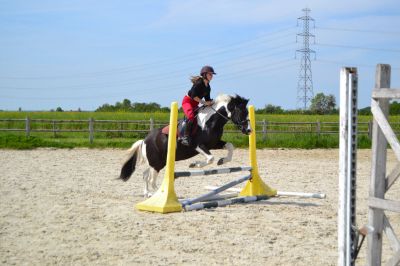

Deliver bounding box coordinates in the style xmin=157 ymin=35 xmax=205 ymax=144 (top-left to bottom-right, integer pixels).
xmin=189 ymin=163 xmax=196 ymax=168
xmin=217 ymin=158 xmax=224 ymax=165
xmin=144 ymin=192 xmax=153 ymax=198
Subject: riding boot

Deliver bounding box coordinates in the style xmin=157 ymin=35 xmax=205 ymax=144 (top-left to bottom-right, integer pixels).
xmin=181 ymin=120 xmax=193 ymax=146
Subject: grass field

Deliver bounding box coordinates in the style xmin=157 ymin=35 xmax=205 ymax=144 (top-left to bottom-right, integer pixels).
xmin=1 ymin=111 xmax=399 ymax=149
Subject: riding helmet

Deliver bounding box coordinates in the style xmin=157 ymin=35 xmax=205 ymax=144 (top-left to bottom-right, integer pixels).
xmin=200 ymin=65 xmax=216 ymax=75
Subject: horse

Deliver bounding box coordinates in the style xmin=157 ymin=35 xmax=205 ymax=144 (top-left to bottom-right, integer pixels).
xmin=119 ymin=94 xmax=251 ymax=197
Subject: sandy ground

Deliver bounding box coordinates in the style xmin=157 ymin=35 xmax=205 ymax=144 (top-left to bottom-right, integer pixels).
xmin=1 ymin=148 xmax=399 ymax=265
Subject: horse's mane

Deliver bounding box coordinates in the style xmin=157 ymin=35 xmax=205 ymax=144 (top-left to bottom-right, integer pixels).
xmin=214 ymin=94 xmax=231 ymax=105
xmin=214 ymin=94 xmax=249 ymax=106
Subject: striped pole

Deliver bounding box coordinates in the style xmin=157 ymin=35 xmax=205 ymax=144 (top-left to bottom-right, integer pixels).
xmin=184 ymin=195 xmax=269 ymax=211
xmin=181 ymin=174 xmax=251 ymax=207
xmin=175 ymin=166 xmax=251 ymax=178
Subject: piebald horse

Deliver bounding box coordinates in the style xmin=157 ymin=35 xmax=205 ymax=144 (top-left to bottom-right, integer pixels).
xmin=119 ymin=94 xmax=251 ymax=197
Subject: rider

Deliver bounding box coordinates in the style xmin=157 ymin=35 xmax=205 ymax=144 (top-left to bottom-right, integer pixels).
xmin=181 ymin=65 xmax=216 ymax=146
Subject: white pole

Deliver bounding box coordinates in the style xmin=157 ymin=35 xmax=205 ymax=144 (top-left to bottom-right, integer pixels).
xmin=338 ymin=67 xmax=349 ymax=266
xmin=204 ymin=186 xmax=326 ymax=199
xmin=276 ymin=191 xmax=326 ymax=199
xmin=345 ymin=72 xmax=353 ymax=265
xmin=338 ymin=67 xmax=358 ymax=266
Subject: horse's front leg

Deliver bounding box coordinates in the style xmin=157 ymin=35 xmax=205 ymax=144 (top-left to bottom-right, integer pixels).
xmin=189 ymin=145 xmax=214 ymax=168
xmin=214 ymin=141 xmax=234 ymax=165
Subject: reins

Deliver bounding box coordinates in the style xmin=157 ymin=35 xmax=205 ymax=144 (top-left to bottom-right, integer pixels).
xmin=208 ymin=105 xmax=230 ymax=121
xmin=195 ymin=104 xmax=249 ymax=131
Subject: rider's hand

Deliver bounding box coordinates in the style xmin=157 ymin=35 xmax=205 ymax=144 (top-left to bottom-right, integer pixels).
xmin=205 ymin=101 xmax=213 ymax=106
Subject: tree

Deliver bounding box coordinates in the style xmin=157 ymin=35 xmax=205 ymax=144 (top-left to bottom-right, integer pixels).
xmin=390 ymin=101 xmax=400 ymax=115
xmin=56 ymin=107 xmax=64 ymax=112
xmin=310 ymin=93 xmax=336 ymax=114
xmin=257 ymin=104 xmax=284 ymax=114
xmin=95 ymin=99 xmax=169 ymax=112
xmin=358 ymin=106 xmax=371 ymax=115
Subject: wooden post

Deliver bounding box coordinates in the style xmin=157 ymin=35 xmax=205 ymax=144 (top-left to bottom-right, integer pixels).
xmin=150 ymin=118 xmax=154 ymax=132
xmin=367 ymin=64 xmax=391 ymax=266
xmin=25 ymin=117 xmax=30 ymax=137
xmin=262 ymin=119 xmax=267 ymax=142
xmin=89 ymin=118 xmax=94 ymax=144
xmin=368 ymin=120 xmax=373 ymax=139
xmin=316 ymin=120 xmax=321 ymax=137
xmin=52 ymin=120 xmax=56 ymax=138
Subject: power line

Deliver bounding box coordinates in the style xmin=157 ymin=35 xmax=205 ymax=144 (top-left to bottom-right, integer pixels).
xmin=316 ymin=26 xmax=400 ymax=36
xmin=315 ymin=42 xmax=400 ymax=53
xmin=315 ymin=59 xmax=400 ymax=70
xmin=0 ymin=26 xmax=296 ymax=80
xmin=0 ymin=43 xmax=296 ymax=91
xmin=0 ymin=59 xmax=296 ymax=101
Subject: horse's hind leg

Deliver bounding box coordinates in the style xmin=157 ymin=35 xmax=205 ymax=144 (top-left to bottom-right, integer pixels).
xmin=149 ymin=168 xmax=159 ymax=191
xmin=217 ymin=142 xmax=234 ymax=165
xmin=142 ymin=167 xmax=160 ymax=197
xmin=142 ymin=168 xmax=151 ymax=197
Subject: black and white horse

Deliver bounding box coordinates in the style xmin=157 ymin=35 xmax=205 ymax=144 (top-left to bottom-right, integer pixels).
xmin=119 ymin=94 xmax=251 ymax=197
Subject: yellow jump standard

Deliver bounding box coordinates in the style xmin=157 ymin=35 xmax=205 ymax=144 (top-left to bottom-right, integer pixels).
xmin=239 ymin=105 xmax=277 ymax=197
xmin=136 ymin=102 xmax=182 ymax=213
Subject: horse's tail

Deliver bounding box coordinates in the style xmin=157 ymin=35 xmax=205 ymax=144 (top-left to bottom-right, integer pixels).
xmin=119 ymin=140 xmax=144 ymax=182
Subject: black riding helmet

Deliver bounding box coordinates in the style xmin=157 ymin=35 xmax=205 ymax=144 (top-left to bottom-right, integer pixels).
xmin=200 ymin=65 xmax=216 ymax=77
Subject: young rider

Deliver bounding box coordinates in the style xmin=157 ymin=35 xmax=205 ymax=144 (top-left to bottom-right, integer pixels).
xmin=181 ymin=65 xmax=216 ymax=146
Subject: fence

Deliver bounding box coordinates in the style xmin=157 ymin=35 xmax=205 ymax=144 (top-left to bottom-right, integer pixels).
xmin=0 ymin=117 xmax=399 ymax=144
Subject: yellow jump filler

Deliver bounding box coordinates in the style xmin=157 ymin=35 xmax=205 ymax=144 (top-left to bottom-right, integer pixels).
xmin=239 ymin=105 xmax=277 ymax=197
xmin=136 ymin=102 xmax=182 ymax=213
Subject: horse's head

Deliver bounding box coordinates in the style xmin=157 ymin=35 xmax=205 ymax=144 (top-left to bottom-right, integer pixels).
xmin=227 ymin=95 xmax=251 ymax=135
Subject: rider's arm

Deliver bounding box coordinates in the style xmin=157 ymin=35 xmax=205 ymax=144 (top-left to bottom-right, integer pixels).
xmin=193 ymin=96 xmax=212 ymax=106
xmin=193 ymin=96 xmax=203 ymax=103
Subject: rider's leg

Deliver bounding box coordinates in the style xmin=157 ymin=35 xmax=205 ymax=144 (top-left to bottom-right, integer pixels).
xmin=181 ymin=119 xmax=193 ymax=146
xmin=181 ymin=96 xmax=198 ymax=146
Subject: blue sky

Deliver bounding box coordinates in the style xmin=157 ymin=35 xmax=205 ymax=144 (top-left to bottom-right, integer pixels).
xmin=0 ymin=0 xmax=399 ymax=111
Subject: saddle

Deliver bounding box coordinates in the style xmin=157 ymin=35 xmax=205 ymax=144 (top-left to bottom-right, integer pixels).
xmin=161 ymin=118 xmax=197 ymax=138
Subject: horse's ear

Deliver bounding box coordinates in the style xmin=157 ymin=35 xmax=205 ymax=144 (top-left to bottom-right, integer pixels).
xmin=236 ymin=95 xmax=249 ymax=106
xmin=229 ymin=94 xmax=249 ymax=109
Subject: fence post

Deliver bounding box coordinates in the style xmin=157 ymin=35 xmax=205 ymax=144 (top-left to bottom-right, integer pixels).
xmin=52 ymin=120 xmax=57 ymax=138
xmin=262 ymin=119 xmax=267 ymax=141
xmin=316 ymin=120 xmax=321 ymax=137
xmin=150 ymin=118 xmax=154 ymax=132
xmin=89 ymin=118 xmax=94 ymax=144
xmin=368 ymin=120 xmax=373 ymax=139
xmin=367 ymin=64 xmax=391 ymax=265
xmin=25 ymin=117 xmax=30 ymax=137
